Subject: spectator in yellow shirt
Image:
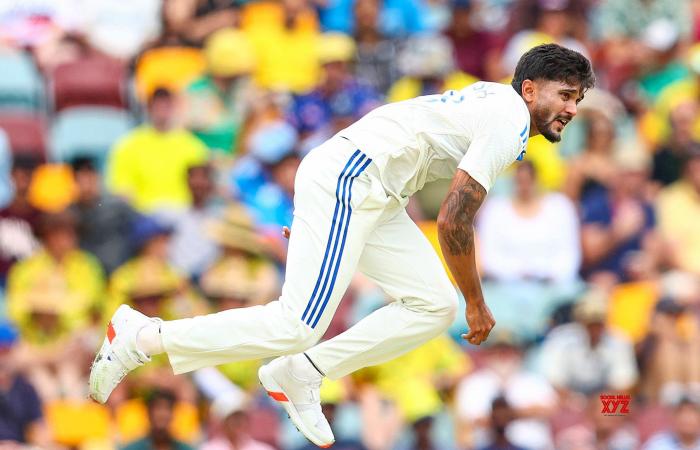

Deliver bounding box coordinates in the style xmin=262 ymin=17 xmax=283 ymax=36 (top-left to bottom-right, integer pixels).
xmin=657 ymin=147 xmax=700 ymax=274
xmin=107 ymin=88 xmax=208 ymax=213
xmin=7 ymin=210 xmax=104 ymax=334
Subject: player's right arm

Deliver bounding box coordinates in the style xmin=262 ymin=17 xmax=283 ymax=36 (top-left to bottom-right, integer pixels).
xmin=437 ymin=169 xmax=495 ymax=346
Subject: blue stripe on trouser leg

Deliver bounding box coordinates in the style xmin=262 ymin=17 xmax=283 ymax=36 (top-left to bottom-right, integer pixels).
xmin=305 ymin=153 xmax=368 ymax=325
xmin=301 ymin=149 xmax=361 ymax=323
xmin=309 ymin=156 xmax=373 ymax=328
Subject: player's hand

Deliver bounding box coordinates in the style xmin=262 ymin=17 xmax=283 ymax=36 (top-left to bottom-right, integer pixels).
xmin=463 ymin=301 xmax=495 ymax=345
xmin=282 ymin=226 xmax=291 ymax=239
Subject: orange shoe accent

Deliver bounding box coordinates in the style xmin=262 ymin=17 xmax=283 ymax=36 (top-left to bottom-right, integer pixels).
xmin=320 ymin=444 xmax=333 ymax=448
xmin=107 ymin=322 xmax=116 ymax=344
xmin=266 ymin=391 xmax=289 ymax=402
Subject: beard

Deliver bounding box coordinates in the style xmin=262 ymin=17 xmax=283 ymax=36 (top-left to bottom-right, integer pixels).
xmin=533 ymin=105 xmax=569 ymax=143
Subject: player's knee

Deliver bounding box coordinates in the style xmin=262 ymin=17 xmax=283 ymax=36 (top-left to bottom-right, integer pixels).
xmin=435 ymin=288 xmax=459 ymax=325
xmin=286 ymin=318 xmax=324 ymax=352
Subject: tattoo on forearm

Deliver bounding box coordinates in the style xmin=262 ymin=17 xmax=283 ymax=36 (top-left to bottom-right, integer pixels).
xmin=442 ymin=177 xmax=486 ymax=255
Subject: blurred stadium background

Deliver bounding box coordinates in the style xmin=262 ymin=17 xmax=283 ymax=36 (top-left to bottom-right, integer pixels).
xmin=1 ymin=0 xmax=700 ymax=449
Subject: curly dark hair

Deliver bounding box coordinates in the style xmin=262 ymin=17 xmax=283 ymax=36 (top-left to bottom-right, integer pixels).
xmin=511 ymin=43 xmax=595 ymax=95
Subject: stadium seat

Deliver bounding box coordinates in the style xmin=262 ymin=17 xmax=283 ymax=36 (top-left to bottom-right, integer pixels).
xmin=49 ymin=106 xmax=132 ymax=169
xmin=0 ymin=51 xmax=44 ymax=112
xmin=50 ymin=56 xmax=127 ymax=112
xmin=134 ymin=46 xmax=207 ymax=101
xmin=0 ymin=130 xmax=11 ymax=207
xmin=0 ymin=113 xmax=47 ymax=160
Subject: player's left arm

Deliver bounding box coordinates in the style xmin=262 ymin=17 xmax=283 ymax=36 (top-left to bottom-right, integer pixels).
xmin=437 ymin=169 xmax=495 ymax=346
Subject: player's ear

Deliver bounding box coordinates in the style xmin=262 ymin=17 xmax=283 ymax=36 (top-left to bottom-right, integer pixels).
xmin=520 ymin=79 xmax=537 ymax=104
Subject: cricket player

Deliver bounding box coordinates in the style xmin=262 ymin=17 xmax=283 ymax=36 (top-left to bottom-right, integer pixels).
xmin=89 ymin=43 xmax=594 ymax=448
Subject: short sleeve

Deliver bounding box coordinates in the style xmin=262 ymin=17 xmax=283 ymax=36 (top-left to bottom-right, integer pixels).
xmin=457 ymin=119 xmax=527 ymax=192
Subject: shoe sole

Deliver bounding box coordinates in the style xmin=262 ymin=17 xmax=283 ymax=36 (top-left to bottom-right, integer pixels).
xmin=258 ymin=364 xmax=334 ymax=449
xmin=88 ymin=334 xmax=112 ymax=403
xmin=89 ymin=307 xmax=126 ymax=403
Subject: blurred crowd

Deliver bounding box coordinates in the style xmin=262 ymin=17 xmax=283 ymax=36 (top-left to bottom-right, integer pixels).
xmin=1 ymin=0 xmax=700 ymax=449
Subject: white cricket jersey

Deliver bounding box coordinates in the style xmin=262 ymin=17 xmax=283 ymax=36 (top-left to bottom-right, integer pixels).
xmin=338 ymin=81 xmax=531 ymax=198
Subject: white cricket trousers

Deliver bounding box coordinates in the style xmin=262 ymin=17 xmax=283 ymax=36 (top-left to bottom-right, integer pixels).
xmin=161 ymin=136 xmax=458 ymax=379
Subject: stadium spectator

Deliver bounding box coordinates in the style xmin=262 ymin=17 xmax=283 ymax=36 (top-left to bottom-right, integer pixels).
xmin=156 ymin=163 xmax=222 ymax=282
xmin=0 ymin=321 xmax=51 ymax=448
xmin=243 ymin=0 xmax=321 ymax=94
xmin=444 ymin=0 xmax=500 ymax=81
xmin=563 ymin=108 xmax=619 ymax=201
xmin=6 ymin=210 xmax=104 ymax=338
xmin=162 ymin=0 xmax=239 ymax=46
xmin=183 ymin=28 xmax=257 ymax=155
xmin=537 ymin=289 xmax=639 ymax=397
xmin=317 ymin=0 xmax=428 ymax=37
xmin=500 ymin=0 xmax=588 ymax=79
xmin=580 ymin=147 xmax=660 ymax=284
xmin=201 ymin=392 xmax=276 ymax=450
xmin=230 ymin=121 xmax=299 ymax=239
xmin=107 ymin=87 xmax=208 ymax=212
xmin=202 ymin=203 xmax=281 ymax=308
xmin=0 ymin=155 xmax=41 ymax=288
xmin=643 ymin=397 xmax=700 ymax=449
xmin=455 ymin=331 xmax=558 ymax=450
xmin=476 ymin=396 xmax=528 ymax=450
xmin=652 ymin=104 xmax=700 ymax=188
xmin=70 ymin=156 xmax=138 ymax=274
xmin=288 ymin=33 xmax=381 ymax=151
xmin=122 ymin=389 xmax=194 ymax=450
xmin=387 ymin=34 xmax=476 ymax=103
xmin=656 ymin=145 xmax=700 ymax=274
xmin=352 ymin=0 xmax=401 ymax=94
xmin=478 ymin=161 xmax=580 ymax=284
xmin=638 ymin=298 xmax=700 ymax=405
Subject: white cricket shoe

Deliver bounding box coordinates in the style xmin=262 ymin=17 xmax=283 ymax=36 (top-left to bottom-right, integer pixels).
xmin=258 ymin=356 xmax=334 ymax=448
xmin=89 ymin=304 xmax=154 ymax=403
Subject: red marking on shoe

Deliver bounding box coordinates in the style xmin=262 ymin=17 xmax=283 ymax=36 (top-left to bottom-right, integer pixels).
xmin=319 ymin=444 xmax=333 ymax=448
xmin=266 ymin=390 xmax=288 ymax=402
xmin=107 ymin=322 xmax=116 ymax=344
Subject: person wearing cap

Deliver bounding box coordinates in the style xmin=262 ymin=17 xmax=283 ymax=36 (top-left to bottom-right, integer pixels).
xmin=200 ymin=392 xmax=275 ymax=450
xmin=107 ymin=87 xmax=208 ymax=213
xmin=455 ymin=330 xmax=557 ymax=450
xmin=538 ymin=289 xmax=638 ymax=398
xmin=287 ymin=32 xmax=381 ymax=149
xmin=184 ymin=28 xmax=258 ymax=155
xmin=657 ymin=146 xmax=700 ymax=274
xmin=106 ymin=214 xmax=199 ymax=322
xmin=643 ymin=397 xmax=700 ymax=450
xmin=70 ymin=156 xmax=139 ymax=274
xmin=386 ymin=34 xmax=477 ymax=103
xmin=201 ymin=202 xmax=280 ymax=308
xmin=7 ymin=210 xmax=105 ymax=334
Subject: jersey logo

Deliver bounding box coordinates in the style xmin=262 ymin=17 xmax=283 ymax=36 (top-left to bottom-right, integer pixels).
xmin=517 ymin=122 xmax=529 ymax=161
